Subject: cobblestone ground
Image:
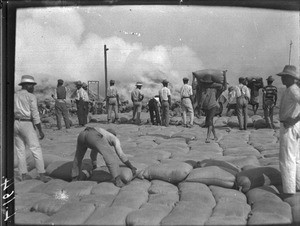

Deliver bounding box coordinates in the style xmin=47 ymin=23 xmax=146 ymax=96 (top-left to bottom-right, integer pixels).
xmin=14 ymin=113 xmax=300 ymax=225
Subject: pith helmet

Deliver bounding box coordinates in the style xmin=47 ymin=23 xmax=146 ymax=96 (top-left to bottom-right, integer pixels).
xmin=277 ymin=65 xmax=299 ymax=80
xmin=18 ymin=75 xmax=37 ymax=86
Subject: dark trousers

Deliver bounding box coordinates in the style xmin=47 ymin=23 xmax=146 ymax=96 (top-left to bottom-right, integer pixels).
xmin=83 ymin=101 xmax=89 ymax=125
xmin=236 ymin=99 xmax=248 ymax=130
xmin=161 ymin=101 xmax=170 ymax=127
xmin=71 ymin=127 xmax=119 ymax=179
xmin=55 ymin=101 xmax=70 ymax=129
xmin=76 ymin=99 xmax=85 ymax=126
xmin=148 ymin=100 xmax=161 ymax=125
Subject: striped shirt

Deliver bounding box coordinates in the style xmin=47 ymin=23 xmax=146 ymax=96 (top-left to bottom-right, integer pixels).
xmin=262 ymin=85 xmax=277 ymax=102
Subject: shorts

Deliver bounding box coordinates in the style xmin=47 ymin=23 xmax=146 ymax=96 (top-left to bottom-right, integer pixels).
xmin=205 ymin=106 xmax=219 ymax=126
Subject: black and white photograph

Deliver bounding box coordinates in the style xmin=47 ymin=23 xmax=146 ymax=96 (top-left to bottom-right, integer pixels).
xmin=1 ymin=0 xmax=300 ymax=225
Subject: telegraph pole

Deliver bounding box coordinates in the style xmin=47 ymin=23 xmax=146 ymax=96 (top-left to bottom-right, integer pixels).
xmin=104 ymin=45 xmax=109 ymax=110
xmin=289 ymin=40 xmax=292 ymax=65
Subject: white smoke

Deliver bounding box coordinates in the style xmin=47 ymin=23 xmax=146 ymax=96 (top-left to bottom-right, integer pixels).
xmin=15 ymin=7 xmax=203 ymax=101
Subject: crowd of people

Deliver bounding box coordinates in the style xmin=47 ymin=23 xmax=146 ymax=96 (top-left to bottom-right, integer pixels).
xmin=14 ymin=64 xmax=299 ymax=194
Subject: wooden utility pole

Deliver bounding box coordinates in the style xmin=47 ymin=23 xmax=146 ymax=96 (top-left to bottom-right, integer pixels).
xmin=104 ymin=45 xmax=109 ymax=110
xmin=289 ymin=40 xmax=293 ymax=65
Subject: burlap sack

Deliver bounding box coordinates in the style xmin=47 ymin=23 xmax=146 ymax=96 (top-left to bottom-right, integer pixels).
xmin=30 ymin=198 xmax=68 ymax=216
xmin=148 ymin=180 xmax=178 ymax=195
xmin=142 ymin=161 xmax=193 ymax=184
xmin=209 ymin=185 xmax=247 ymax=203
xmin=126 ymin=203 xmax=172 ymax=226
xmin=246 ymin=186 xmax=282 ymax=205
xmin=91 ymin=181 xmax=120 ymax=195
xmin=236 ymin=166 xmax=282 ymax=193
xmin=185 ymin=166 xmax=236 ymax=188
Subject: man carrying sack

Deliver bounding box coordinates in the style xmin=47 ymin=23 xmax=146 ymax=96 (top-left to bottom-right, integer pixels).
xmin=71 ymin=127 xmax=137 ymax=187
xmin=14 ymin=75 xmax=51 ymax=182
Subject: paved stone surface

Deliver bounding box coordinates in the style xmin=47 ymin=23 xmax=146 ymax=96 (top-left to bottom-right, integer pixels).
xmin=14 ymin=113 xmax=300 ymax=225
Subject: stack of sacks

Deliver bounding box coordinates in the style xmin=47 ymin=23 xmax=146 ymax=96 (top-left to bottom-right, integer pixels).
xmin=142 ymin=159 xmax=193 ymax=184
xmin=110 ymin=179 xmax=150 ymax=209
xmin=236 ymin=166 xmax=282 ymax=193
xmin=205 ymin=185 xmax=251 ymax=225
xmin=161 ymin=182 xmax=215 ymax=225
xmin=246 ymin=186 xmax=292 ymax=225
xmin=185 ymin=159 xmax=238 ymax=188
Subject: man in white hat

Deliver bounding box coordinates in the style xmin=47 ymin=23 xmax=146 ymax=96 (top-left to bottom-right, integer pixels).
xmin=131 ymin=82 xmax=144 ymax=125
xmin=262 ymin=75 xmax=277 ymax=129
xmin=14 ymin=75 xmax=51 ymax=182
xmin=159 ymin=79 xmax=171 ymax=127
xmin=277 ymin=65 xmax=300 ymax=198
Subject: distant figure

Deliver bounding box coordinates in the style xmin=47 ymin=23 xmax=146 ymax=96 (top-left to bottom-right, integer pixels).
xmin=235 ymin=77 xmax=251 ymax=130
xmin=262 ymin=76 xmax=277 ymax=129
xmin=199 ymin=73 xmax=227 ymax=143
xmin=71 ymin=127 xmax=137 ymax=187
xmin=107 ymin=80 xmax=120 ymax=124
xmin=131 ymin=82 xmax=144 ymax=125
xmin=75 ymin=81 xmax=85 ymax=127
xmin=180 ymin=77 xmax=194 ymax=127
xmin=51 ymin=79 xmax=71 ymax=130
xmin=148 ymin=95 xmax=161 ymax=125
xmin=82 ymin=83 xmax=90 ymax=125
xmin=14 ymin=75 xmax=51 ymax=182
xmin=276 ymin=65 xmax=300 ymax=198
xmin=159 ymin=79 xmax=172 ymax=127
xmin=226 ymin=86 xmax=237 ymax=116
xmin=248 ymin=78 xmax=263 ymax=115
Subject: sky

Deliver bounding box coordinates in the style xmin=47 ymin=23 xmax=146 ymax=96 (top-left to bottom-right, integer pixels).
xmin=15 ymin=4 xmax=299 ymax=100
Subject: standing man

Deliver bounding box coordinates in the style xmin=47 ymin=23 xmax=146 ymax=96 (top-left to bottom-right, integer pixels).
xmin=131 ymin=82 xmax=144 ymax=125
xmin=71 ymin=126 xmax=137 ymax=187
xmin=235 ymin=77 xmax=251 ymax=130
xmin=14 ymin=75 xmax=51 ymax=182
xmin=248 ymin=78 xmax=263 ymax=115
xmin=82 ymin=83 xmax=90 ymax=125
xmin=276 ymin=65 xmax=300 ymax=198
xmin=75 ymin=81 xmax=85 ymax=127
xmin=199 ymin=73 xmax=227 ymax=143
xmin=159 ymin=79 xmax=172 ymax=127
xmin=107 ymin=79 xmax=120 ymax=124
xmin=180 ymin=77 xmax=194 ymax=127
xmin=226 ymin=86 xmax=237 ymax=116
xmin=262 ymin=76 xmax=278 ymax=129
xmin=51 ymin=79 xmax=71 ymax=130
xmin=148 ymin=95 xmax=161 ymax=125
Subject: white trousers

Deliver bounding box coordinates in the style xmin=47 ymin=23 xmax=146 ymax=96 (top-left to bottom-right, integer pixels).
xmin=181 ymin=98 xmax=194 ymax=125
xmin=14 ymin=121 xmax=45 ymax=174
xmin=279 ymin=121 xmax=300 ymax=194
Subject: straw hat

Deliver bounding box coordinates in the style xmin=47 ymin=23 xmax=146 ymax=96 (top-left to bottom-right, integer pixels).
xmin=277 ymin=65 xmax=299 ymax=80
xmin=18 ymin=75 xmax=37 ymax=86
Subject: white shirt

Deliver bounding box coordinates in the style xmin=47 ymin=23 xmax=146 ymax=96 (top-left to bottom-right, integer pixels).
xmin=159 ymin=87 xmax=171 ymax=101
xmin=75 ymin=87 xmax=85 ymax=100
xmin=180 ymin=84 xmax=193 ymax=98
xmin=279 ymin=84 xmax=300 ymax=121
xmin=235 ymin=84 xmax=251 ymax=99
